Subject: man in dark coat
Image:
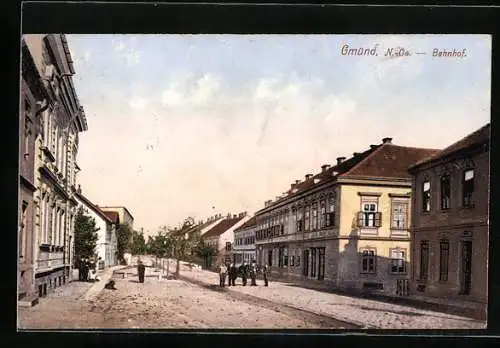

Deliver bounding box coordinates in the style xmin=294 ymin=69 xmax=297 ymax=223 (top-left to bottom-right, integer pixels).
xmin=229 ymin=263 xmax=237 ymax=286
xmin=137 ymin=260 xmax=146 ymax=283
xmin=250 ymin=260 xmax=257 ymax=286
xmin=78 ymin=257 xmax=85 ymax=281
xmin=239 ymin=261 xmax=248 ymax=286
xmin=263 ymin=264 xmax=270 ymax=287
xmin=83 ymin=258 xmax=90 ymax=282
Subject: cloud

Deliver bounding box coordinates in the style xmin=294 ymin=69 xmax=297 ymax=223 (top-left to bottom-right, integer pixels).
xmin=129 ymin=97 xmax=148 ymax=109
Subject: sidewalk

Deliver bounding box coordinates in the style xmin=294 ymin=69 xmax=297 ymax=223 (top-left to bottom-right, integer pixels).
xmin=81 ymin=265 xmax=129 ymax=300
xmin=172 ymin=264 xmax=486 ymax=329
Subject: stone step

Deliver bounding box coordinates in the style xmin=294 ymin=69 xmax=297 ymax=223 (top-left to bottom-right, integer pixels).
xmin=18 ymin=294 xmax=39 ymax=308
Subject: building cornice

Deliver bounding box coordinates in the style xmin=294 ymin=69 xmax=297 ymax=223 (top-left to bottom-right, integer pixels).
xmin=39 ymin=165 xmax=69 ymax=200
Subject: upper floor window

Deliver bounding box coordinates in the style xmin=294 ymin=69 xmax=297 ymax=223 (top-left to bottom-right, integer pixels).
xmin=463 ymin=169 xmax=475 ymax=207
xmin=357 ymin=202 xmax=381 ymax=228
xmin=440 ymin=174 xmax=451 ymax=210
xmin=325 ymin=196 xmax=336 ymax=227
xmin=391 ymin=201 xmax=408 ymax=229
xmin=319 ymin=200 xmax=326 ymax=228
xmin=422 ymin=180 xmax=431 ymax=212
xmin=311 ymin=203 xmax=318 ymax=230
xmin=304 ymin=206 xmax=310 ymax=231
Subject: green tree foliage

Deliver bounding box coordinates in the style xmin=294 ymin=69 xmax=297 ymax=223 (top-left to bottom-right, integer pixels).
xmin=193 ymin=238 xmax=218 ymax=269
xmin=116 ymin=223 xmax=133 ymax=264
xmin=130 ymin=229 xmax=147 ymax=255
xmin=74 ymin=206 xmax=99 ymax=264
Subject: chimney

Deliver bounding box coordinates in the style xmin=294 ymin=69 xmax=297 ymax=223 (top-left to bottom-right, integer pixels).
xmin=276 ymin=196 xmax=281 ymax=201
xmin=370 ymin=144 xmax=377 ymax=149
xmin=291 ymin=183 xmax=296 ymax=189
xmin=233 ymin=214 xmax=237 ymax=219
xmin=77 ymin=184 xmax=82 ymax=193
xmin=382 ymin=137 xmax=393 ymax=144
xmin=305 ymin=174 xmax=313 ymax=180
xmin=353 ymin=152 xmax=360 ymax=157
xmin=321 ymin=164 xmax=331 ymax=172
xmin=295 ymin=180 xmax=301 ymax=184
xmin=336 ymin=157 xmax=346 ymax=165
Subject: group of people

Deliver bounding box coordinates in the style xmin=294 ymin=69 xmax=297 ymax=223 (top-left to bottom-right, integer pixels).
xmin=77 ymin=257 xmax=101 ymax=282
xmin=218 ymin=260 xmax=269 ymax=288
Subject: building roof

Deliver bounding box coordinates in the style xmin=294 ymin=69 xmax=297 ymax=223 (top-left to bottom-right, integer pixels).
xmin=203 ymin=214 xmax=246 ymax=238
xmin=99 ymin=206 xmax=135 ymax=221
xmin=74 ymin=191 xmax=114 ymax=224
xmin=340 ymin=144 xmax=440 ymax=179
xmin=234 ymin=215 xmax=257 ymax=232
xmin=102 ymin=211 xmax=119 ymax=224
xmin=409 ymin=123 xmax=490 ymax=171
xmin=257 ymin=140 xmax=440 ymax=214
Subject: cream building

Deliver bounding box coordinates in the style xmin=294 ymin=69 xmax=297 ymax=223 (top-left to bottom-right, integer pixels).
xmin=255 ymin=138 xmax=440 ymax=295
xmin=22 ymin=34 xmax=88 ymax=299
xmin=232 ymin=216 xmax=257 ymax=265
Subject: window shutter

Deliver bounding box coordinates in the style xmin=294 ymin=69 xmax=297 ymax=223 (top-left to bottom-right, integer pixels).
xmin=357 ymin=212 xmax=364 ymax=227
xmin=374 ymin=212 xmax=382 ymax=227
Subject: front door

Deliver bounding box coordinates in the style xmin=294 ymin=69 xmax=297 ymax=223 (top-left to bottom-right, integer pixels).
xmin=318 ymin=247 xmax=325 ymax=280
xmin=460 ymin=241 xmax=472 ymax=295
xmin=302 ymin=249 xmax=309 ymax=276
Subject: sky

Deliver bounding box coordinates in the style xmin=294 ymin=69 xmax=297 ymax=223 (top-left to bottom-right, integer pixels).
xmin=65 ymin=34 xmax=491 ymax=236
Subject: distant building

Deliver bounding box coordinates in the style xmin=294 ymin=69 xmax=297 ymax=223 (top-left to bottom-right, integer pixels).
xmin=99 ymin=206 xmax=134 ymax=227
xmin=20 ymin=34 xmax=88 ymax=303
xmin=232 ymin=215 xmax=257 ymax=265
xmin=74 ymin=190 xmax=118 ymax=268
xmin=203 ymin=212 xmax=251 ymax=267
xmin=255 ymin=137 xmax=440 ymax=295
xmin=408 ymin=124 xmax=489 ymax=318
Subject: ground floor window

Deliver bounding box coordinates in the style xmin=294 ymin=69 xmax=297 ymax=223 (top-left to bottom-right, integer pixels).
xmin=302 ymin=249 xmax=309 ymax=276
xmin=420 ymin=240 xmax=429 ymax=280
xmin=360 ymin=249 xmax=376 ymax=274
xmin=268 ymin=250 xmax=273 ymax=267
xmin=318 ymin=247 xmax=325 ymax=280
xmin=390 ymin=249 xmax=407 ymax=274
xmin=439 ymin=240 xmax=449 ymax=281
xmin=310 ymin=248 xmax=317 ymax=277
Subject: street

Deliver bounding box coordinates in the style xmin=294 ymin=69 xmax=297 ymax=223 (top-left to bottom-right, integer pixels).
xmin=18 ymin=262 xmax=486 ymax=330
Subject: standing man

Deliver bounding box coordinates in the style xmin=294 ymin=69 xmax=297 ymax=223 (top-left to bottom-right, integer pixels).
xmin=137 ymin=260 xmax=146 ymax=283
xmin=263 ymin=264 xmax=269 ymax=287
xmin=227 ymin=263 xmax=234 ymax=286
xmin=239 ymin=261 xmax=248 ymax=286
xmin=250 ymin=260 xmax=257 ymax=286
xmin=219 ymin=263 xmax=227 ymax=287
xmin=229 ymin=263 xmax=237 ymax=286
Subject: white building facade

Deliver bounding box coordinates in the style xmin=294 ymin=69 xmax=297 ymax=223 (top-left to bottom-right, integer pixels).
xmin=232 ymin=216 xmax=257 ymax=265
xmin=75 ymin=191 xmax=118 ymax=268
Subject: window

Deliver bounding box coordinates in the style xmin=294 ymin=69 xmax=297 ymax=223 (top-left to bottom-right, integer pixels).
xmin=391 ymin=202 xmax=408 ymax=229
xmin=19 ymin=201 xmax=28 ymax=260
xmin=291 ymin=209 xmax=297 ymax=233
xmin=390 ymin=249 xmax=406 ymax=274
xmin=325 ymin=196 xmax=335 ymax=227
xmin=422 ymin=180 xmax=431 ymax=212
xmin=284 ymin=248 xmax=288 ymax=266
xmin=311 ymin=203 xmax=318 ymax=230
xmin=463 ymin=169 xmax=474 ymax=207
xmin=439 ymin=240 xmax=449 ymax=281
xmin=296 ymin=255 xmax=301 ymax=267
xmin=290 ymin=255 xmax=295 ymax=266
xmin=318 ymin=247 xmax=325 ymax=280
xmin=225 ymin=242 xmax=231 ymax=251
xmin=304 ymin=206 xmax=310 ymax=231
xmin=310 ymin=248 xmax=317 ymax=277
xmin=357 ymin=203 xmax=381 ymax=227
xmin=320 ymin=200 xmax=326 ymax=228
xmin=361 ymin=249 xmax=376 ymax=274
xmin=302 ymin=249 xmax=309 ymax=276
xmin=420 ymin=240 xmax=429 ymax=280
xmin=440 ymin=174 xmax=451 ymax=210
xmin=268 ymin=250 xmax=273 ymax=267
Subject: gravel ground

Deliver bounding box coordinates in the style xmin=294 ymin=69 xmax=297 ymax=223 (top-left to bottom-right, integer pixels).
xmin=176 ymin=266 xmax=487 ymax=329
xmin=18 ymin=274 xmax=341 ymax=329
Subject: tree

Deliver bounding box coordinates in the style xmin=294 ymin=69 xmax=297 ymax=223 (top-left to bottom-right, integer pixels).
xmin=116 ymin=223 xmax=133 ymax=264
xmin=74 ymin=206 xmax=99 ymax=265
xmin=193 ymin=238 xmax=218 ymax=269
xmin=130 ymin=229 xmax=147 ymax=255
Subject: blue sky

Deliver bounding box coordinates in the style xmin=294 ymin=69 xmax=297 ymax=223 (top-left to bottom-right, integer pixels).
xmin=65 ymin=34 xmax=491 ymax=234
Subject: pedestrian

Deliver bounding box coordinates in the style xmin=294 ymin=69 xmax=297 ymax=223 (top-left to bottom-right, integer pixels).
xmin=83 ymin=258 xmax=90 ymax=282
xmin=239 ymin=261 xmax=248 ymax=286
xmin=78 ymin=257 xmax=85 ymax=281
xmin=250 ymin=260 xmax=257 ymax=286
xmin=219 ymin=263 xmax=227 ymax=287
xmin=137 ymin=260 xmax=146 ymax=283
xmin=263 ymin=264 xmax=269 ymax=287
xmin=229 ymin=263 xmax=237 ymax=286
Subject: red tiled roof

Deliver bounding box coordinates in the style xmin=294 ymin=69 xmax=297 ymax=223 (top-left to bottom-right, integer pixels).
xmin=340 ymin=144 xmax=440 ymax=179
xmin=102 ymin=211 xmax=119 ymax=224
xmin=234 ymin=215 xmax=257 ymax=231
xmin=257 ymin=141 xmax=440 ymax=214
xmin=409 ymin=123 xmax=490 ymax=170
xmin=203 ymin=215 xmax=246 ymax=238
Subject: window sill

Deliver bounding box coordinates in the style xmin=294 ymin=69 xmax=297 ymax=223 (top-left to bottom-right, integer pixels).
xmin=461 ymin=204 xmax=476 ymax=210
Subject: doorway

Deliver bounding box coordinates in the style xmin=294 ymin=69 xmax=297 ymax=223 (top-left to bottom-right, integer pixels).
xmin=460 ymin=241 xmax=472 ymax=295
xmin=302 ymin=249 xmax=309 ymax=276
